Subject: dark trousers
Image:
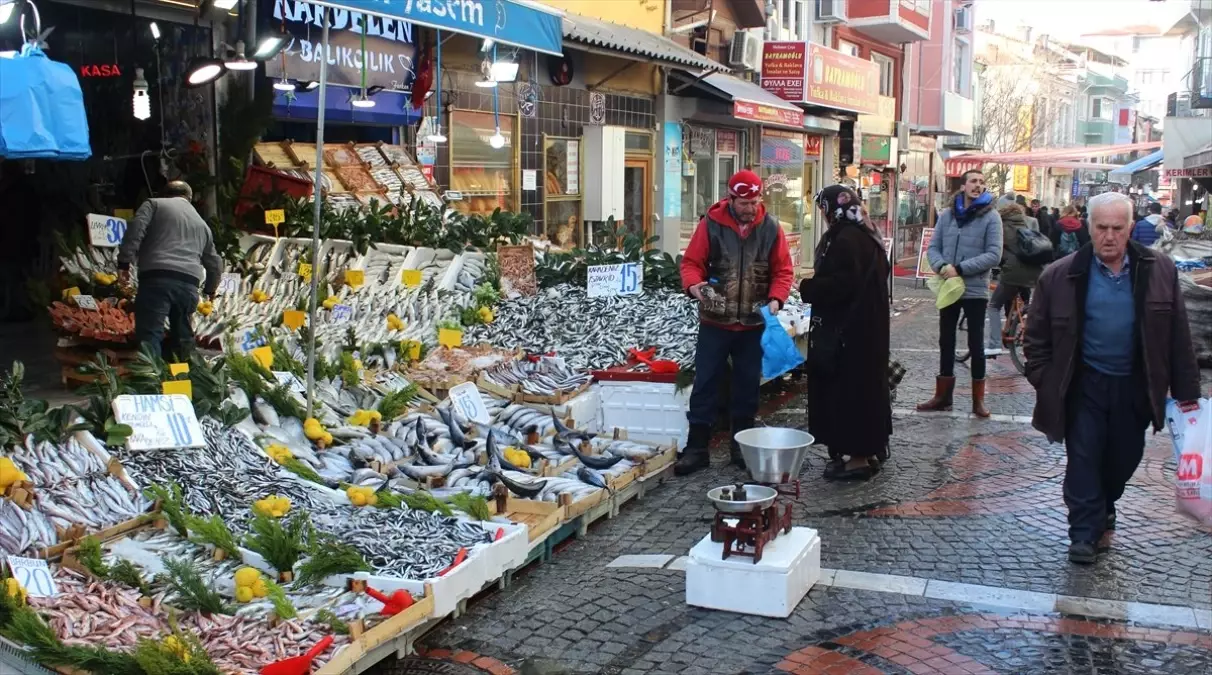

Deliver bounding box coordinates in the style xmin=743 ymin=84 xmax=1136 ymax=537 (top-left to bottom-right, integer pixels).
xmin=938 ymin=298 xmax=987 ymax=379
xmin=1063 ymin=369 xmax=1149 ymax=543
xmin=687 ymin=323 xmax=762 ymax=428
xmin=135 ymin=277 xmax=199 ymax=361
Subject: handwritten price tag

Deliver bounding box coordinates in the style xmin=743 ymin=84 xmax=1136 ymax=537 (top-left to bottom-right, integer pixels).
xmin=448 ymin=382 xmax=490 ymax=424
xmin=282 ymin=310 xmax=306 ymax=330
xmin=273 ymin=371 xmax=306 ymax=394
xmin=264 ymin=209 xmax=285 ymax=225
xmin=7 ymin=557 xmax=56 ymax=597
xmin=331 ymin=304 xmax=354 ymax=324
xmin=161 ymin=380 xmax=192 ymax=399
xmin=298 ymin=263 xmax=312 ymax=281
xmin=87 ymin=213 xmax=127 ymax=248
xmin=345 ymin=269 xmax=365 ymax=288
xmin=169 ymin=363 xmax=190 ymax=376
xmin=438 ymin=328 xmax=463 ymax=348
xmin=74 ymin=295 xmax=98 ymax=310
xmin=587 ymin=262 xmax=643 ymax=298
xmin=250 ymin=346 xmax=274 ymax=370
xmin=402 ymin=269 xmax=422 ymax=287
xmin=217 ymin=272 xmax=241 ymax=296
xmin=111 ymin=394 xmax=206 ymax=451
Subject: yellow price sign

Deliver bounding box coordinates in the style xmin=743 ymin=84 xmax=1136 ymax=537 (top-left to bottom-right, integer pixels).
xmin=162 ymin=380 xmax=193 ymax=399
xmin=344 ymin=269 xmax=365 ymax=289
xmin=264 ymin=209 xmax=285 ymax=225
xmin=298 ymin=262 xmax=312 ymax=281
xmin=438 ymin=328 xmax=463 ymax=348
xmin=250 ymin=346 xmax=274 ymax=370
xmin=401 ymin=269 xmax=422 ymax=287
xmin=62 ymin=287 xmax=80 ymax=300
xmin=282 ymin=309 xmax=306 ymax=330
xmin=168 ymin=363 xmax=190 ymax=376
xmin=113 ymin=208 xmax=135 ymax=221
xmin=406 ymin=340 xmax=422 ymax=360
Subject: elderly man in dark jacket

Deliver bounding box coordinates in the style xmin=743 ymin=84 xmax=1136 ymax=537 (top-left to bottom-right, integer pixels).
xmin=1024 ymin=192 xmax=1200 ymax=565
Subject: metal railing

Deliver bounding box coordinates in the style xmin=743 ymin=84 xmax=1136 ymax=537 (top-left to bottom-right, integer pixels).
xmin=941 ymin=125 xmax=986 ymax=150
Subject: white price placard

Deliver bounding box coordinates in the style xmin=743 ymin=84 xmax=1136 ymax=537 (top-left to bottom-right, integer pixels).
xmin=7 ymin=556 xmax=57 ymax=597
xmin=448 ymin=382 xmax=490 ymax=424
xmin=74 ymin=295 xmax=98 ymax=310
xmin=522 ymin=169 xmax=537 ymax=191
xmin=272 ymin=371 xmax=306 ymax=394
xmin=586 ymin=263 xmax=643 ymax=298
xmin=87 ymin=213 xmax=127 ymax=247
xmin=217 ymin=272 xmax=241 ymax=296
xmin=331 ymin=304 xmax=354 ymax=324
xmin=112 ymin=394 xmax=206 ymax=451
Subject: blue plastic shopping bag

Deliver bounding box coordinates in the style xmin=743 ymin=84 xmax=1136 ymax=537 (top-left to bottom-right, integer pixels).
xmin=760 ymin=307 xmax=805 ymax=379
xmin=0 ymin=44 xmax=91 ymax=160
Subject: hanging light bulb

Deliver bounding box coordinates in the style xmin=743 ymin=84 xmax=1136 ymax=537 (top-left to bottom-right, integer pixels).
xmin=427 ymin=125 xmax=447 ymax=144
xmin=489 ymin=127 xmax=505 ymax=149
xmin=149 ymin=22 xmax=161 ymax=41
xmin=352 ymin=90 xmax=376 ymax=108
xmin=132 ymin=68 xmax=151 ymax=121
xmin=224 ymin=41 xmax=257 ymax=71
xmin=0 ymin=1 xmax=16 ymax=26
xmin=273 ymin=78 xmax=294 ymax=92
xmin=184 ymin=57 xmax=227 ymax=87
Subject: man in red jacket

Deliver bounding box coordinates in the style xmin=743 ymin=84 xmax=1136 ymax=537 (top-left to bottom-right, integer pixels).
xmin=675 ymin=170 xmax=795 ymax=475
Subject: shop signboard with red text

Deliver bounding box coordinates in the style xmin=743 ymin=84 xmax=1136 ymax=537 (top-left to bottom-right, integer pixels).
xmin=761 ymin=42 xmax=807 ymax=101
xmin=760 ymin=42 xmax=880 ymax=116
xmin=733 ymin=100 xmax=804 ymax=128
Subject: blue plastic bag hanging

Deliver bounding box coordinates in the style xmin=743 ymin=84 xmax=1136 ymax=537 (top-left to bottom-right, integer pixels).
xmin=0 ymin=40 xmax=91 ymax=160
xmin=760 ymin=306 xmax=805 ymax=379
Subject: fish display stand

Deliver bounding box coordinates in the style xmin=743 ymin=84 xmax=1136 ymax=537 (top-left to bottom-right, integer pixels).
xmin=685 ymin=526 xmax=821 ymax=618
xmin=313 ymin=590 xmax=436 ymax=675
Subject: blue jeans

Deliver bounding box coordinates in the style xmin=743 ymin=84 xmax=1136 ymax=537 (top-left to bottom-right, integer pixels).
xmin=135 ymin=277 xmax=199 ymax=361
xmin=687 ymin=323 xmax=763 ymax=428
xmin=1063 ymin=369 xmax=1149 ymax=543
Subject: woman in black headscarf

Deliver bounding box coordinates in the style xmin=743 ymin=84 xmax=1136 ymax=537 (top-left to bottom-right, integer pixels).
xmin=800 ymin=185 xmax=892 ymax=480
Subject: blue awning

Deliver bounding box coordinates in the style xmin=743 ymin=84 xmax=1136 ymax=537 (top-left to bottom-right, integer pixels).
xmin=1108 ymin=149 xmax=1163 ymax=184
xmin=307 ymin=0 xmax=564 ymax=56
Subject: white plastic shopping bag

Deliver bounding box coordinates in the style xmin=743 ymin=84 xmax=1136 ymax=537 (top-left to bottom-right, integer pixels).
xmin=1165 ymin=397 xmax=1212 ymax=525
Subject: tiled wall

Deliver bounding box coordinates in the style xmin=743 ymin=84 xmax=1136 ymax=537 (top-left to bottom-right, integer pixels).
xmin=421 ymin=70 xmax=655 ymax=236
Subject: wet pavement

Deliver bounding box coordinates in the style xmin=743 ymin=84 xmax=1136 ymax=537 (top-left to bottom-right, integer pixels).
xmin=373 ymin=282 xmax=1212 ymax=675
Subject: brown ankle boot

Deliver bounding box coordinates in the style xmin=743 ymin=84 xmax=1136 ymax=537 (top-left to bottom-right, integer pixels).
xmin=917 ymin=376 xmax=955 ymax=412
xmin=972 ymin=379 xmax=991 ymax=418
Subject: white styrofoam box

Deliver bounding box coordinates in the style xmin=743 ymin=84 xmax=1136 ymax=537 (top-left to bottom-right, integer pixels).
xmin=596 ymin=381 xmax=689 ymax=447
xmin=685 ymin=527 xmax=820 ymax=618
xmin=477 ymin=519 xmax=529 ymax=576
xmin=550 ymin=387 xmax=602 ymax=434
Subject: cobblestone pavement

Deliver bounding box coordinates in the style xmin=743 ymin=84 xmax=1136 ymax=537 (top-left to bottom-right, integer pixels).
xmin=373 ymin=283 xmax=1212 ymax=675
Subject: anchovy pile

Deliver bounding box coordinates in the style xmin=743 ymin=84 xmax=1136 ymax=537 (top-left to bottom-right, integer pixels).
xmin=59 ymin=245 xmax=135 ymax=290
xmin=482 ymin=358 xmax=592 ymax=397
xmin=309 ymin=503 xmax=492 ymax=579
xmin=464 ymin=285 xmax=700 ymax=370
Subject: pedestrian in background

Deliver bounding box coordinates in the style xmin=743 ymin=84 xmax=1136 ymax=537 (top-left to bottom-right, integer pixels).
xmin=676 ymin=170 xmax=795 ymax=476
xmin=985 ymin=202 xmax=1044 ymax=357
xmin=1051 ymin=205 xmax=1090 ymax=258
xmin=916 ymin=170 xmax=1003 ymax=417
xmin=1024 ymin=192 xmax=1200 ymax=564
xmin=1029 ymin=198 xmax=1053 ymax=240
xmin=118 ymin=181 xmax=223 ymax=360
xmin=800 ymin=185 xmax=891 ymax=481
xmin=1166 ymin=208 xmax=1180 ymax=229
xmin=1131 ymin=202 xmax=1166 ymax=247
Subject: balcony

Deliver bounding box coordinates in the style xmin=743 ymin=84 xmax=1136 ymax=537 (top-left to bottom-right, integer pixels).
xmin=847 ymin=0 xmax=931 ymax=43
xmin=942 ymin=125 xmax=986 ymax=150
xmin=1183 ymin=56 xmax=1212 ymax=108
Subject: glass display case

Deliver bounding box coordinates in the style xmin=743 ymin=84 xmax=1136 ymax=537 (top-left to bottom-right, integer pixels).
xmin=449 ymin=110 xmax=517 ymax=216
xmin=544 ymin=136 xmax=583 ymax=247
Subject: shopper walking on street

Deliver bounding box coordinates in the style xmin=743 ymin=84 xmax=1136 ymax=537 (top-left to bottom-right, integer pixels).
xmin=1131 ymin=202 xmax=1166 ymax=247
xmin=1051 ymin=206 xmax=1090 ymax=258
xmin=119 ymin=181 xmax=223 ymax=361
xmin=1029 ymin=199 xmax=1053 ymax=239
xmin=800 ymin=185 xmax=891 ymax=481
xmin=676 ymin=170 xmax=795 ymax=476
xmin=1023 ymin=192 xmax=1200 ymax=565
xmin=985 ymin=203 xmax=1044 ymax=356
xmin=916 ymin=170 xmax=1003 ymax=417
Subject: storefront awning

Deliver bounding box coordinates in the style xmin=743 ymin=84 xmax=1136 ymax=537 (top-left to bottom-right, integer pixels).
xmin=1185 ymin=141 xmax=1212 ymax=170
xmin=1109 ymin=149 xmax=1163 ymax=184
xmin=671 ymin=71 xmax=806 ymax=130
xmin=307 ymin=0 xmax=564 ymax=55
xmin=955 ymin=141 xmax=1161 ymax=164
xmin=562 ymin=13 xmax=724 ymax=72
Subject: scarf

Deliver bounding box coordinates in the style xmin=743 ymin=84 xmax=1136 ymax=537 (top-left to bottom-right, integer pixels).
xmin=953 ymin=191 xmax=993 ymax=223
xmin=1058 ymin=216 xmax=1083 ymax=233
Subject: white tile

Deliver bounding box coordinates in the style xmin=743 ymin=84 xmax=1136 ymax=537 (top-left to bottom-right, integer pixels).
xmin=817 ymin=568 xmax=837 ymax=586
xmin=1125 ymin=602 xmax=1200 ymax=629
xmin=1055 ymin=595 xmax=1130 ymax=620
xmin=831 ymin=570 xmax=927 ymax=596
xmin=927 ymin=580 xmax=1057 ymax=613
xmin=665 ymin=556 xmax=688 ymax=572
xmin=606 ymin=554 xmax=674 ymax=569
xmin=1194 ymin=608 xmax=1212 ymax=630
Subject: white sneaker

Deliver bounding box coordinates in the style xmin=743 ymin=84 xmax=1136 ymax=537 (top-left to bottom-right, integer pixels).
xmin=985 ymin=347 xmax=1004 ymax=356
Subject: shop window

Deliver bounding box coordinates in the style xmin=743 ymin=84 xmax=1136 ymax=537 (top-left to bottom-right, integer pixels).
xmin=759 ymin=130 xmax=807 ymax=238
xmin=1090 ymin=97 xmax=1112 ymax=120
xmin=625 ymin=131 xmax=653 ymax=153
xmin=450 ymin=110 xmax=517 ymax=216
xmin=543 ymin=136 xmax=583 ymax=248
xmin=872 ymin=52 xmax=896 ymax=98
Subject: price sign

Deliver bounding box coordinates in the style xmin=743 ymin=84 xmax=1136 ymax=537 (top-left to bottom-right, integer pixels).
xmin=241 ymin=329 xmax=266 ymax=352
xmin=111 ymin=394 xmax=206 ymax=450
xmin=273 ymin=371 xmax=306 ymax=394
xmin=62 ymin=287 xmax=80 ymax=300
xmin=344 ymin=269 xmax=365 ymax=289
xmin=586 ymin=263 xmax=643 ymax=298
xmin=161 ymin=380 xmax=193 ymax=399
xmin=282 ymin=310 xmax=306 ymax=330
xmin=87 ymin=213 xmax=127 ymax=247
xmin=298 ymin=263 xmax=312 ymax=281
xmin=402 ymin=269 xmax=422 ymax=287
xmin=7 ymin=557 xmax=56 ymax=597
xmin=74 ymin=295 xmax=98 ymax=311
xmin=250 ymin=346 xmax=273 ymax=370
xmin=264 ymin=209 xmax=285 ymax=237
xmin=438 ymin=327 xmax=463 ymax=348
xmin=168 ymin=363 xmax=190 ymax=376
xmin=331 ymin=304 xmax=354 ymax=324
xmin=217 ymin=272 xmax=241 ymax=296
xmin=448 ymin=382 xmax=490 ymax=424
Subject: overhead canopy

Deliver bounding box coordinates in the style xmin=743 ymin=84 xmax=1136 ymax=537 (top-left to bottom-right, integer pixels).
xmin=307 ymin=0 xmax=564 ymax=55
xmin=1109 ymin=149 xmax=1163 ymax=184
xmin=1185 ymin=141 xmax=1212 ymax=169
xmin=957 ymin=141 xmax=1162 ymax=164
xmin=563 ymin=12 xmax=725 ymax=72
xmin=670 ymin=71 xmax=806 ymax=130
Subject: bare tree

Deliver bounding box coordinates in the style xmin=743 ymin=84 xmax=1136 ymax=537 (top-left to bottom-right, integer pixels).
xmin=977 ymin=61 xmax=1059 ymax=193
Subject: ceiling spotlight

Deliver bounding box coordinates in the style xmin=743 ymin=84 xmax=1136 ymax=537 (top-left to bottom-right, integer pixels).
xmin=489 ymin=128 xmax=505 ymax=149
xmin=253 ymin=35 xmax=286 ymax=60
xmin=224 ymin=41 xmax=257 ymax=71
xmin=426 ymin=127 xmax=448 ymax=143
xmin=366 ymin=85 xmax=385 ymax=96
xmin=295 ymin=81 xmax=320 ymax=92
xmin=352 ymin=93 xmax=376 ymax=108
xmin=491 ymin=61 xmax=519 ymax=83
xmin=149 ymin=21 xmax=161 ymax=41
xmin=481 ymin=38 xmax=495 ymax=52
xmin=184 ymin=57 xmax=227 ymax=87
xmin=0 ymin=0 xmax=16 ymax=26
xmin=273 ymin=78 xmax=294 ymax=92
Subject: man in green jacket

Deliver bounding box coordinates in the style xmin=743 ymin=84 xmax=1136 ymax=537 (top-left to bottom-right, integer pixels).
xmin=986 ymin=202 xmax=1045 ymax=356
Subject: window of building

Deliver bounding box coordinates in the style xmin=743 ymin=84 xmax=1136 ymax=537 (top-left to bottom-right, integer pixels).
xmin=838 ymin=40 xmax=860 ymax=58
xmin=872 ymin=52 xmax=896 ymax=97
xmin=952 ymin=40 xmax=969 ymax=94
xmin=1090 ymin=96 xmax=1112 ymax=120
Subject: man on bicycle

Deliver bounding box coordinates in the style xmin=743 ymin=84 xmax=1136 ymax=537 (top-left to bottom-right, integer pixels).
xmin=986 ymin=201 xmax=1046 ymax=356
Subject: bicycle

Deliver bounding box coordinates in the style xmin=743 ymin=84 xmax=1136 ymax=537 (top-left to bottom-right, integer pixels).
xmin=956 ymin=284 xmax=1029 ymax=376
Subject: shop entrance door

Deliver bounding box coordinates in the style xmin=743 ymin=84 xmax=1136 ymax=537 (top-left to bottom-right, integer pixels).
xmin=716 ymin=154 xmax=736 ymax=204
xmin=623 ymin=159 xmax=653 ymax=241
xmin=802 ymin=161 xmax=817 ymax=268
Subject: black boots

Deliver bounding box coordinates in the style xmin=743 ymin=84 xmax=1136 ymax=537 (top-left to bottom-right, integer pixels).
xmin=674 ymin=424 xmax=712 ymax=476
xmin=730 ymin=418 xmax=754 ymax=468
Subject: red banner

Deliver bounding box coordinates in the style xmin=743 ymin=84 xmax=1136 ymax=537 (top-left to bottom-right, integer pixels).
xmin=945 ymin=158 xmax=983 ymax=178
xmin=733 ymin=100 xmax=804 ymax=128
xmin=760 ymin=41 xmax=808 ymax=101
xmin=804 ymin=45 xmax=880 ymax=115
xmin=805 ymin=135 xmax=822 ymax=157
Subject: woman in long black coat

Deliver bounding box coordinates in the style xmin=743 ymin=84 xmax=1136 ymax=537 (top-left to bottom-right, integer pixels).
xmin=799 ymin=185 xmax=892 ymax=481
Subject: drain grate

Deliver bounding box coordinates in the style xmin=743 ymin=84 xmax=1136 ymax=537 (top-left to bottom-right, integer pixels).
xmin=379 ymin=658 xmax=488 ymax=675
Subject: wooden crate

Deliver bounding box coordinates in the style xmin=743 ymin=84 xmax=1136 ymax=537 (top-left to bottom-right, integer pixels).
xmin=314 ymin=587 xmax=435 ymax=675
xmin=559 ymin=488 xmax=606 ymax=521
xmin=514 ymin=380 xmax=592 ymax=406
xmin=488 ymin=496 xmax=564 ymax=543
xmin=44 ymin=511 xmax=161 ymax=561
xmin=539 ymin=454 xmax=578 ymax=478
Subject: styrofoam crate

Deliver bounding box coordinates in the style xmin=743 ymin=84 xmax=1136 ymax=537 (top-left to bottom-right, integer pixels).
xmin=596 ymin=381 xmax=689 ymax=447
xmin=550 ymin=387 xmax=602 ymax=434
xmin=685 ymin=527 xmax=820 ymax=618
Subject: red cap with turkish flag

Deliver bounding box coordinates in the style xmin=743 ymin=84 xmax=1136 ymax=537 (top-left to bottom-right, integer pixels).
xmin=727 ymin=170 xmax=763 ymax=199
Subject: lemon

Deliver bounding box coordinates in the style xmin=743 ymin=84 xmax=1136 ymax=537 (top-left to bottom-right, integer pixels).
xmin=350 ymin=491 xmax=368 ymax=506
xmin=504 ymin=447 xmax=532 ymax=468
xmin=251 ymin=577 xmax=268 ymax=598
xmin=234 ymin=585 xmax=254 ymax=603
xmin=478 ymin=307 xmax=494 ymax=323
xmin=234 ymin=567 xmax=260 ymax=588
xmin=5 ymin=578 xmax=26 ymax=604
xmin=322 ymin=296 xmax=339 ymax=310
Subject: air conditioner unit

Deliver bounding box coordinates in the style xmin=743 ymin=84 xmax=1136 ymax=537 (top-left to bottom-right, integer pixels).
xmin=815 ymin=0 xmax=846 ymax=23
xmin=954 ymin=6 xmax=973 ymax=34
xmin=729 ymin=30 xmax=762 ymax=71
